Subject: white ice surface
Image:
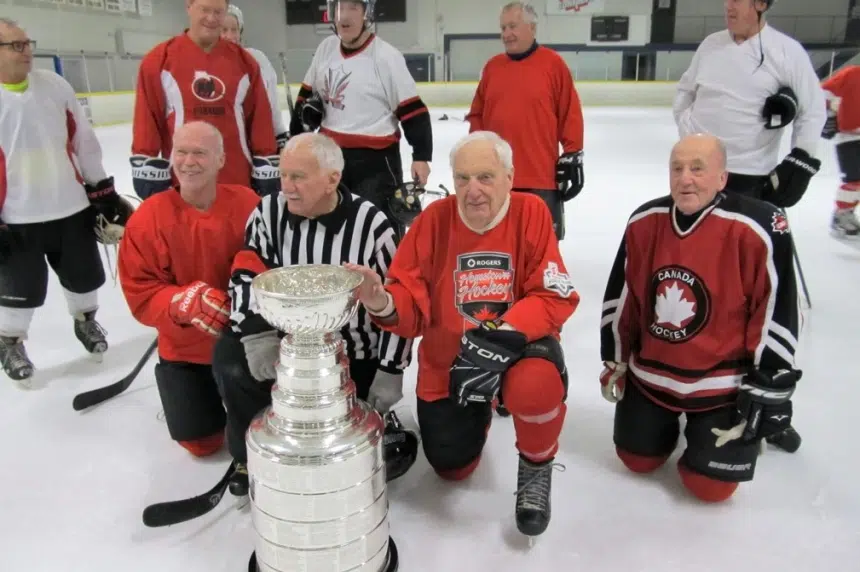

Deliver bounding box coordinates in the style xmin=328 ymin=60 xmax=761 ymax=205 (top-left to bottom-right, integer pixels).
xmin=1 ymin=107 xmax=859 ymax=571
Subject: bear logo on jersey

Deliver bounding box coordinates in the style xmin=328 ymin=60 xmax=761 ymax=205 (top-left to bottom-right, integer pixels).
xmin=323 ymin=67 xmax=352 ymax=110
xmin=191 ymin=71 xmax=226 ymax=103
xmin=454 ymin=252 xmax=514 ymax=327
xmin=648 ymin=265 xmax=711 ymax=343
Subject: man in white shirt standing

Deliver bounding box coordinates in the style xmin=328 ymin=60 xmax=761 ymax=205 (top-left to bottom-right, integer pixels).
xmin=0 ymin=19 xmax=128 ymax=386
xmin=673 ymin=0 xmax=826 ymax=208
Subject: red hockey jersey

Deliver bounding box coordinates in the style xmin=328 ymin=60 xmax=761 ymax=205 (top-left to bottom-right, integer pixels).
xmin=466 ymin=44 xmax=583 ymax=191
xmin=118 ymin=185 xmax=260 ymax=364
xmin=822 ymin=65 xmax=860 ymax=133
xmin=374 ymin=193 xmax=580 ymax=401
xmin=132 ymin=33 xmax=277 ymax=187
xmin=600 ymin=193 xmax=799 ymax=413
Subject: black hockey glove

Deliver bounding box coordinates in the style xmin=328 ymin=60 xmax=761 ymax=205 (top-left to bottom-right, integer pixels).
xmin=761 ymin=147 xmax=821 ymax=208
xmin=129 ymin=155 xmax=172 ymax=200
xmin=556 ymin=151 xmax=584 ymax=201
xmin=762 ymin=86 xmax=798 ymax=130
xmin=383 ymin=411 xmax=419 ymax=482
xmin=300 ymin=93 xmax=324 ymax=132
xmin=449 ymin=321 xmax=527 ymax=407
xmin=251 ymin=155 xmax=281 ymax=197
xmin=821 ymin=113 xmax=838 ymax=140
xmin=276 ymin=132 xmax=289 ymax=151
xmin=735 ymin=368 xmax=800 ymax=442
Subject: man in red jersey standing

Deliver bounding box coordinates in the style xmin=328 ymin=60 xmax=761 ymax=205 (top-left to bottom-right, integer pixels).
xmin=466 ymin=1 xmax=584 ymax=242
xmin=599 ymin=134 xmax=800 ymax=503
xmin=119 ymin=121 xmax=260 ymax=459
xmin=131 ymin=0 xmax=278 ymax=199
xmin=346 ymin=130 xmax=580 ymax=544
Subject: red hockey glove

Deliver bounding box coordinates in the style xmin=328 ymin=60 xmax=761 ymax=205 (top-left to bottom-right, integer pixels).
xmin=599 ymin=361 xmax=627 ymax=403
xmin=168 ymin=281 xmax=230 ymax=336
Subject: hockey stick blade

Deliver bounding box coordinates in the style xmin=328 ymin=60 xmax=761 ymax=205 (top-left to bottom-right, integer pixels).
xmin=72 ymin=338 xmax=158 ymax=411
xmin=142 ymin=462 xmax=236 ymax=528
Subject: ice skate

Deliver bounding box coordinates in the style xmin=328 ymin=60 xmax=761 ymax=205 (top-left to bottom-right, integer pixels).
xmin=74 ymin=310 xmax=108 ymax=362
xmin=229 ymin=462 xmax=249 ymax=497
xmin=514 ymin=455 xmax=565 ymax=546
xmin=830 ymin=209 xmax=860 ymax=248
xmin=0 ymin=336 xmax=34 ymax=387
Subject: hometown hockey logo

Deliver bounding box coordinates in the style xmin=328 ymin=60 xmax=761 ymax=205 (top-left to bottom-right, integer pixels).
xmin=648 ymin=265 xmax=711 ymax=343
xmin=454 ymin=252 xmax=514 ymax=327
xmin=558 ymin=0 xmax=598 ymax=12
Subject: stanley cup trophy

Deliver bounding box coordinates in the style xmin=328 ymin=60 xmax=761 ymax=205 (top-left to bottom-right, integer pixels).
xmin=245 ymin=264 xmax=399 ymax=572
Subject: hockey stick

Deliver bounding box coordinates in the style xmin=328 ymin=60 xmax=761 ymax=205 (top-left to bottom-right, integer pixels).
xmin=278 ymin=52 xmax=295 ymax=115
xmin=142 ymin=461 xmax=236 ymax=528
xmin=72 ymin=338 xmax=158 ymax=411
xmin=780 ymin=208 xmax=811 ymax=309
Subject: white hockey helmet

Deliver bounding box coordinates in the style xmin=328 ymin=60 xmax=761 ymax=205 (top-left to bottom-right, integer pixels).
xmin=226 ymin=4 xmax=244 ymax=31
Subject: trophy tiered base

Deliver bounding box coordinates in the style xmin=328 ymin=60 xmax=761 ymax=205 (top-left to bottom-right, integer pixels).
xmin=246 ymin=265 xmax=401 ymax=572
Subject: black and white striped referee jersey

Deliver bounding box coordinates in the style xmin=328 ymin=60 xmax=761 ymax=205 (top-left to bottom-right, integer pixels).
xmin=228 ymin=188 xmax=412 ymax=373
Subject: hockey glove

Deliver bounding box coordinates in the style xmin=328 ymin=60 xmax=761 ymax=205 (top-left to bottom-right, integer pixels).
xmin=251 ymin=155 xmax=281 ymax=196
xmin=762 ymin=86 xmax=798 ymax=130
xmin=822 ymin=113 xmax=838 ymax=140
xmin=276 ymin=132 xmax=289 ymax=151
xmin=599 ymin=361 xmax=627 ymax=403
xmin=761 ymin=147 xmax=821 ymax=208
xmin=168 ymin=280 xmax=231 ymax=336
xmin=130 ymin=155 xmax=172 ymax=200
xmin=557 ymin=151 xmax=584 ymax=202
xmin=449 ymin=321 xmax=527 ymax=407
xmin=367 ymin=370 xmax=404 ymax=414
xmin=300 ymin=93 xmax=324 ymax=132
xmin=383 ymin=410 xmax=419 ymax=482
xmin=712 ymin=368 xmax=800 ymax=447
xmin=241 ymin=330 xmax=280 ymax=382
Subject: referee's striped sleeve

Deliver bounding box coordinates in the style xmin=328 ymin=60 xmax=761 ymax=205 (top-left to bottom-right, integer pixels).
xmin=369 ymin=212 xmax=413 ymax=373
xmin=229 ymin=196 xmax=281 ymax=336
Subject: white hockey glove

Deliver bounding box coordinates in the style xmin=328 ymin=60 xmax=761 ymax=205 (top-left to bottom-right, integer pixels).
xmin=599 ymin=361 xmax=627 ymax=403
xmin=241 ymin=330 xmax=280 ymax=382
xmin=367 ymin=370 xmax=404 ymax=414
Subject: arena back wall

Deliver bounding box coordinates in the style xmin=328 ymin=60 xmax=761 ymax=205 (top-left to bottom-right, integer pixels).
xmin=75 ymin=81 xmax=681 ymax=127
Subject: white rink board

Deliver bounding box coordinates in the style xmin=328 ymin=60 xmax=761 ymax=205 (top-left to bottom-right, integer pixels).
xmin=78 ymin=81 xmax=680 ymax=127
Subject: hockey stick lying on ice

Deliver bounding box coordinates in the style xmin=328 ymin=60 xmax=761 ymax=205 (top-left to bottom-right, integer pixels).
xmin=142 ymin=462 xmax=236 ymax=527
xmin=72 ymin=338 xmax=158 ymax=411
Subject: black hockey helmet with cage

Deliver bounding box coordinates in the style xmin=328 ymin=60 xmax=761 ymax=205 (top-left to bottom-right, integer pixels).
xmin=383 ymin=411 xmax=418 ymax=481
xmin=388 ymin=181 xmax=424 ymax=227
xmin=94 ymin=194 xmax=138 ymax=245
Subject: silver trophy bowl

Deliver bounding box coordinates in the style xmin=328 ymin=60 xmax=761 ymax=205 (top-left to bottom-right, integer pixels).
xmin=246 ymin=265 xmax=399 ymax=572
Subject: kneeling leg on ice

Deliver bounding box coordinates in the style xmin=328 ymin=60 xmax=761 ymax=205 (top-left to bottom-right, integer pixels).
xmin=419 ymin=354 xmax=567 ymax=545
xmin=613 ymin=380 xmax=758 ymax=503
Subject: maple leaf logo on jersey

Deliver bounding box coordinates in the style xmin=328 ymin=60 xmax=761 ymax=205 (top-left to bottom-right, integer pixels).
xmin=323 ymin=67 xmax=352 ymax=110
xmin=191 ymin=71 xmax=226 ymax=103
xmin=648 ymin=266 xmax=711 ymax=343
xmin=454 ymin=252 xmax=514 ymax=329
xmin=654 ymin=282 xmax=696 ymax=328
xmin=771 ymin=212 xmax=790 ymax=234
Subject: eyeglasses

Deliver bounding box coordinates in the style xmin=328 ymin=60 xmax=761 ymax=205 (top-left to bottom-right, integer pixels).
xmin=0 ymin=40 xmax=36 ymax=53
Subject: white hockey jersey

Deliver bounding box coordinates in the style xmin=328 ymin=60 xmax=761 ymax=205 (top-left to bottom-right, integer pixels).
xmin=246 ymin=47 xmax=287 ymax=138
xmin=300 ymin=34 xmax=425 ymax=150
xmin=673 ymin=24 xmax=826 ymax=176
xmin=0 ymin=69 xmax=106 ymax=224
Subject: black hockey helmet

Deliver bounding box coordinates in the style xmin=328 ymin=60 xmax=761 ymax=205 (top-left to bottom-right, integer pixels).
xmin=383 ymin=411 xmax=419 ymax=482
xmin=94 ymin=195 xmax=138 ymax=245
xmin=327 ymin=0 xmax=376 ymax=24
xmin=388 ymin=182 xmax=450 ymax=227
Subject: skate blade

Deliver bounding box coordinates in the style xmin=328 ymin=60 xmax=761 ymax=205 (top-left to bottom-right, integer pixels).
xmin=830 ymin=230 xmax=860 ymax=249
xmin=527 ymin=535 xmax=537 ymax=548
xmin=88 ymin=352 xmax=105 ymax=364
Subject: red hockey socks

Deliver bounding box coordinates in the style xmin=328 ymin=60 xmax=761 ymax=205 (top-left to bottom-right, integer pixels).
xmin=502 ymin=357 xmax=566 ymax=462
xmin=836 ymin=182 xmax=860 ymax=210
xmin=178 ymin=431 xmax=225 ymax=458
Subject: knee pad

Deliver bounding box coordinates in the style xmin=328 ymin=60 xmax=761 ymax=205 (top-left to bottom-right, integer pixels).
xmin=502 ymin=357 xmax=565 ymax=416
xmin=435 ymin=455 xmax=482 ymax=481
xmin=616 ymin=447 xmax=669 ymax=474
xmin=179 ymin=431 xmax=225 ymax=458
xmin=677 ymin=462 xmax=738 ymax=503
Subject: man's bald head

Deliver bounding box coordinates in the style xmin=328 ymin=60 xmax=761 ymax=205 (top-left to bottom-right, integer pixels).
xmin=173 ymin=121 xmax=224 ymax=155
xmin=171 ymin=121 xmax=226 ymax=203
xmin=669 ymin=133 xmax=729 ymax=215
